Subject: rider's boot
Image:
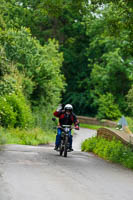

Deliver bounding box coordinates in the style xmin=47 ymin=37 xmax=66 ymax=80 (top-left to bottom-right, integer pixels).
xmin=69 ymin=146 xmax=74 ymax=151
xmin=54 ymin=146 xmax=58 ymax=150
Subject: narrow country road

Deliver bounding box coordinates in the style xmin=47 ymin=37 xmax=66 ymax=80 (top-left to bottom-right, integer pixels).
xmin=0 ymin=128 xmax=133 ymax=200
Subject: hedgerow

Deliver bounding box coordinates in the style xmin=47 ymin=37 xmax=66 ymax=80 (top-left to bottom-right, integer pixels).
xmin=0 ymin=93 xmax=34 ymax=128
xmin=81 ymin=136 xmax=133 ymax=169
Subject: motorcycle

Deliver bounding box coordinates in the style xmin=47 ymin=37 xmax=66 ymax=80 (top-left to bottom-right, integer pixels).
xmin=52 ymin=118 xmax=76 ymax=157
xmin=58 ymin=125 xmax=73 ymax=157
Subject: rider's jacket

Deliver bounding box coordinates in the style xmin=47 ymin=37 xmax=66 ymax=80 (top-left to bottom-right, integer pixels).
xmin=53 ymin=110 xmax=79 ymax=127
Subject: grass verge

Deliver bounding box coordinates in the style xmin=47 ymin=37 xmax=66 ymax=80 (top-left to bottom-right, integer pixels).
xmin=80 ymin=123 xmax=103 ymax=130
xmin=0 ymin=127 xmax=56 ymax=146
xmin=81 ymin=136 xmax=133 ymax=170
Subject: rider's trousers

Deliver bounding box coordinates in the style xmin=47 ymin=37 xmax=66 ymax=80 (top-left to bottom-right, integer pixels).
xmin=55 ymin=128 xmax=72 ymax=148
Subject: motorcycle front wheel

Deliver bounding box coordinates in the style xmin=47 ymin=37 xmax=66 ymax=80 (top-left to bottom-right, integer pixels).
xmin=59 ymin=140 xmax=64 ymax=156
xmin=64 ymin=135 xmax=68 ymax=157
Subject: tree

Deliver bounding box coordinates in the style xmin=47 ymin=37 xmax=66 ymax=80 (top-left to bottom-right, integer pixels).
xmin=1 ymin=0 xmax=133 ymax=119
xmin=97 ymin=93 xmax=121 ymax=120
xmin=126 ymin=85 xmax=133 ymax=116
xmin=81 ymin=3 xmax=133 ymax=115
xmin=0 ymin=28 xmax=65 ymax=109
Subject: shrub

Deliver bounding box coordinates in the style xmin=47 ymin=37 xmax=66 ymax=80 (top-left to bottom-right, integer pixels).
xmin=126 ymin=85 xmax=133 ymax=116
xmin=6 ymin=93 xmax=34 ymax=128
xmin=82 ymin=136 xmax=133 ymax=169
xmin=0 ymin=28 xmax=65 ymax=110
xmin=0 ymin=93 xmax=34 ymax=128
xmin=97 ymin=93 xmax=121 ymax=120
xmin=0 ymin=46 xmax=10 ymax=77
xmin=81 ymin=137 xmax=97 ymax=152
xmin=0 ymin=96 xmax=17 ymax=127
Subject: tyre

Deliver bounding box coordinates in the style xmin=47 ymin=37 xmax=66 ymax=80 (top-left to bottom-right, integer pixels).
xmin=64 ymin=135 xmax=68 ymax=157
xmin=59 ymin=140 xmax=64 ymax=156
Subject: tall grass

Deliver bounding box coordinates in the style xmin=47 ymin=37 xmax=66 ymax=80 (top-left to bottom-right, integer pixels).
xmin=0 ymin=127 xmax=56 ymax=146
xmin=80 ymin=123 xmax=103 ymax=130
xmin=0 ymin=107 xmax=57 ymax=146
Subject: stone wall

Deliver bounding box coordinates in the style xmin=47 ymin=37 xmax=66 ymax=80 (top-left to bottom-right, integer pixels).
xmin=77 ymin=116 xmax=133 ymax=147
xmin=97 ymin=127 xmax=133 ymax=147
xmin=77 ymin=116 xmax=117 ymax=128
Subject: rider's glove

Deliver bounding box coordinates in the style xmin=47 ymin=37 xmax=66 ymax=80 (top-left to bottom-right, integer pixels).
xmin=56 ymin=104 xmax=62 ymax=112
xmin=75 ymin=125 xmax=79 ymax=130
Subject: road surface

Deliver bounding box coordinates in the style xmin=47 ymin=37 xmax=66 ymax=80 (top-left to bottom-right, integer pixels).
xmin=0 ymin=128 xmax=133 ymax=200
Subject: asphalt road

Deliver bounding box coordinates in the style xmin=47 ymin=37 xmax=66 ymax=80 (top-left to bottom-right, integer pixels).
xmin=0 ymin=128 xmax=133 ymax=200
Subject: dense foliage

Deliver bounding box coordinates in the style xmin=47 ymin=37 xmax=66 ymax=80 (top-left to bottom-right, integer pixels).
xmin=0 ymin=13 xmax=65 ymax=128
xmin=81 ymin=136 xmax=133 ymax=169
xmin=82 ymin=1 xmax=133 ymax=117
xmin=0 ymin=0 xmax=133 ymax=129
xmin=97 ymin=93 xmax=121 ymax=120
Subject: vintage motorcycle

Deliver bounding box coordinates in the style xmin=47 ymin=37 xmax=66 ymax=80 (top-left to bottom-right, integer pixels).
xmin=52 ymin=118 xmax=74 ymax=157
xmin=58 ymin=125 xmax=73 ymax=157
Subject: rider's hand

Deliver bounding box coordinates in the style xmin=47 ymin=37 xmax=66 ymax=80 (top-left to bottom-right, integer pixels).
xmin=56 ymin=104 xmax=62 ymax=111
xmin=75 ymin=125 xmax=79 ymax=130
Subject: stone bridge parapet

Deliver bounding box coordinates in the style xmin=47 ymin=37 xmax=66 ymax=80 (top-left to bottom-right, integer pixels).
xmin=77 ymin=116 xmax=117 ymax=128
xmin=97 ymin=127 xmax=133 ymax=147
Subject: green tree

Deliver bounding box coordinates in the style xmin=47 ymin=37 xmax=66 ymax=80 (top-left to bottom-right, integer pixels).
xmin=97 ymin=93 xmax=121 ymax=120
xmin=0 ymin=27 xmax=65 ymax=109
xmin=0 ymin=0 xmax=92 ymax=116
xmin=126 ymin=85 xmax=133 ymax=116
xmin=82 ymin=3 xmax=133 ymax=116
xmin=1 ymin=0 xmax=133 ymax=119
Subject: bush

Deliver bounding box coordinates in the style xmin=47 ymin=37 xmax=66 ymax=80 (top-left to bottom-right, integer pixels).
xmin=126 ymin=85 xmax=133 ymax=116
xmin=0 ymin=28 xmax=65 ymax=110
xmin=81 ymin=137 xmax=97 ymax=152
xmin=0 ymin=96 xmax=17 ymax=127
xmin=0 ymin=46 xmax=10 ymax=77
xmin=0 ymin=93 xmax=34 ymax=128
xmin=97 ymin=93 xmax=121 ymax=120
xmin=7 ymin=93 xmax=34 ymax=128
xmin=81 ymin=136 xmax=133 ymax=169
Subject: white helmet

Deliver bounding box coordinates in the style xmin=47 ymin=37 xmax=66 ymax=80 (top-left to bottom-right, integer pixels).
xmin=64 ymin=104 xmax=73 ymax=112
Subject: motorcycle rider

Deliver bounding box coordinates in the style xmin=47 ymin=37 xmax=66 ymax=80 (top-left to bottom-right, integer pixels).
xmin=53 ymin=104 xmax=79 ymax=151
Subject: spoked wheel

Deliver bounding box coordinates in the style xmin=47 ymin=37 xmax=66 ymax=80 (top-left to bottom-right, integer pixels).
xmin=64 ymin=135 xmax=68 ymax=157
xmin=59 ymin=141 xmax=64 ymax=156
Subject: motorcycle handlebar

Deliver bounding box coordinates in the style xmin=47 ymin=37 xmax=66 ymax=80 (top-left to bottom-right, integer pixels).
xmin=58 ymin=125 xmax=73 ymax=129
xmin=57 ymin=125 xmax=79 ymax=130
xmin=53 ymin=125 xmax=79 ymax=130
